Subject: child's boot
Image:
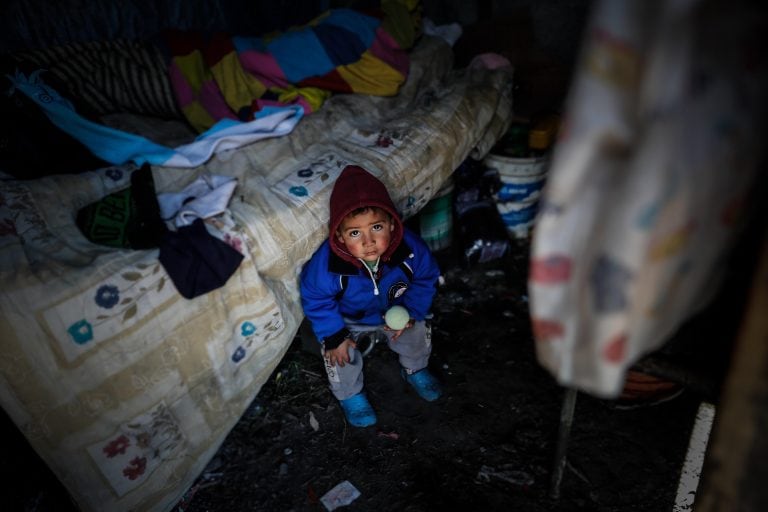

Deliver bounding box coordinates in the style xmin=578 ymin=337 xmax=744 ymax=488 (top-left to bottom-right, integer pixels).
xmin=402 ymin=368 xmax=442 ymax=401
xmin=339 ymin=391 xmax=377 ymax=427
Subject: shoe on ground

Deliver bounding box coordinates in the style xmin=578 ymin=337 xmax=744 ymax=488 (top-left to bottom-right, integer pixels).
xmin=613 ymin=369 xmax=684 ymax=410
xmin=402 ymin=368 xmax=443 ymax=401
xmin=339 ymin=392 xmax=377 ymax=427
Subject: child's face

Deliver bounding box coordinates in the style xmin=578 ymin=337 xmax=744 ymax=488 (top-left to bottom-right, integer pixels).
xmin=336 ymin=208 xmax=394 ymax=262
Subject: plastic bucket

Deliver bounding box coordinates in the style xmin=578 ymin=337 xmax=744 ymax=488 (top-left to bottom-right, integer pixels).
xmin=485 ymin=153 xmax=549 ymax=177
xmin=485 ymin=153 xmax=548 ymax=202
xmin=496 ymin=175 xmax=547 ymax=203
xmin=495 ymin=198 xmax=540 ymax=239
xmin=420 ymin=180 xmax=454 ymax=251
xmin=484 ymin=153 xmax=549 ymax=238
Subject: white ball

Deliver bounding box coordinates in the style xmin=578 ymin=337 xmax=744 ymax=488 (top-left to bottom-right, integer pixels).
xmin=385 ymin=305 xmax=410 ymax=330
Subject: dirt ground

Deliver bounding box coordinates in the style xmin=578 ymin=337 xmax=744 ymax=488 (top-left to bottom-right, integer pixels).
xmin=169 ymin=238 xmax=703 ymax=512
xmin=3 ymin=237 xmax=708 ymax=512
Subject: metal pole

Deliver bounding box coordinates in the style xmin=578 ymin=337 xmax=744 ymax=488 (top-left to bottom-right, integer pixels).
xmin=549 ymin=387 xmax=578 ymax=500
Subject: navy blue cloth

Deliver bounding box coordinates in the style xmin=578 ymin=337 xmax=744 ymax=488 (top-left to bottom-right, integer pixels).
xmin=159 ymin=218 xmax=243 ymax=299
xmin=311 ymin=24 xmax=366 ymax=66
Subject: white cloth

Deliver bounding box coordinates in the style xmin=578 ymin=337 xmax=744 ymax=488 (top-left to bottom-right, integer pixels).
xmin=422 ymin=18 xmax=463 ymax=47
xmin=157 ymin=174 xmax=237 ymax=227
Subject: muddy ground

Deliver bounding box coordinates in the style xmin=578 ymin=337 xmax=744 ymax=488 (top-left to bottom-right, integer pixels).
xmin=3 ymin=237 xmax=708 ymax=512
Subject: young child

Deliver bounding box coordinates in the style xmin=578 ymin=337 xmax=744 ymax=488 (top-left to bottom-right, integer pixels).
xmin=300 ymin=165 xmax=443 ymax=427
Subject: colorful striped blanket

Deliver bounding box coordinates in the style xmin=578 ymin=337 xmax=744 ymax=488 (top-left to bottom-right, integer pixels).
xmin=167 ymin=1 xmax=421 ymax=132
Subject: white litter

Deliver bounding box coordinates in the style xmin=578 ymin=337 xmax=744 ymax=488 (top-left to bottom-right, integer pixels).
xmin=320 ymin=480 xmax=361 ymax=511
xmin=309 ymin=411 xmax=320 ymax=431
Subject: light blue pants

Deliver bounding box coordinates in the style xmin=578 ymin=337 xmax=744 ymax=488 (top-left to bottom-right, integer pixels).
xmin=322 ymin=320 xmax=432 ymax=401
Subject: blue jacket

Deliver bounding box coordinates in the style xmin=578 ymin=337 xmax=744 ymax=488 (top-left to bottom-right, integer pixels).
xmin=300 ymin=227 xmax=440 ymax=348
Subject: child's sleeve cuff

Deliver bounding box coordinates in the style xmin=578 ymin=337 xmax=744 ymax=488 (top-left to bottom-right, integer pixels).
xmin=323 ymin=327 xmax=351 ymax=350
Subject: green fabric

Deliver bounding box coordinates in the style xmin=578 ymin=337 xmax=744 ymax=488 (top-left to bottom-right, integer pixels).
xmin=76 ymin=186 xmax=134 ymax=248
xmin=381 ymin=0 xmax=419 ymax=50
xmin=75 ymin=164 xmax=167 ymax=249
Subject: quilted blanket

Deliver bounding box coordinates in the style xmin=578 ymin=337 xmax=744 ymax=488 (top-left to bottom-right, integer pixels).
xmin=167 ymin=2 xmax=421 ymax=132
xmin=0 ymin=36 xmax=513 ymax=512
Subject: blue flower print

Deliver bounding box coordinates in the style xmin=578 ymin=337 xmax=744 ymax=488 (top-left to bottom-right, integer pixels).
xmin=297 ymin=168 xmax=313 ymax=178
xmin=232 ymin=346 xmax=246 ymax=363
xmin=241 ymin=321 xmax=256 ymax=337
xmin=68 ymin=319 xmax=94 ymax=345
xmin=95 ymin=285 xmax=120 ymax=309
xmin=105 ymin=168 xmax=123 ymax=181
xmin=289 ymin=186 xmax=308 ymax=197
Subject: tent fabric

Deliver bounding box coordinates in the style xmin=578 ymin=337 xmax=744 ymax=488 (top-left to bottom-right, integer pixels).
xmin=529 ymin=0 xmax=768 ymax=398
xmin=0 ymin=0 xmax=327 ymax=53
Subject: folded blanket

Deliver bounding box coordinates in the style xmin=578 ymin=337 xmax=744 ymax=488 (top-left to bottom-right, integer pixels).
xmin=166 ymin=1 xmax=420 ymax=132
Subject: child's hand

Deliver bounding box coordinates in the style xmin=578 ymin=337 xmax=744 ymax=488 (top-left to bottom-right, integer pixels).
xmin=384 ymin=318 xmax=414 ymax=341
xmin=325 ymin=338 xmax=356 ymax=367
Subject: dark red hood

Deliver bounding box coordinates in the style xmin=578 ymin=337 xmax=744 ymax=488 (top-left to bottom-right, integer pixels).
xmin=329 ymin=165 xmax=403 ymax=266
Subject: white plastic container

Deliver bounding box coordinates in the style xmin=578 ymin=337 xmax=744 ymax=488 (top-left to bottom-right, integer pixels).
xmin=484 ymin=153 xmax=549 ymax=238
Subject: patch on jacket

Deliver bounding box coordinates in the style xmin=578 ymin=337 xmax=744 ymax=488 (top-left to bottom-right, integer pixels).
xmin=387 ymin=281 xmax=408 ymax=302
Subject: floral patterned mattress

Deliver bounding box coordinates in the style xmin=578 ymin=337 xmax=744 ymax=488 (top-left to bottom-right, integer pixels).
xmin=0 ymin=36 xmax=512 ymax=512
